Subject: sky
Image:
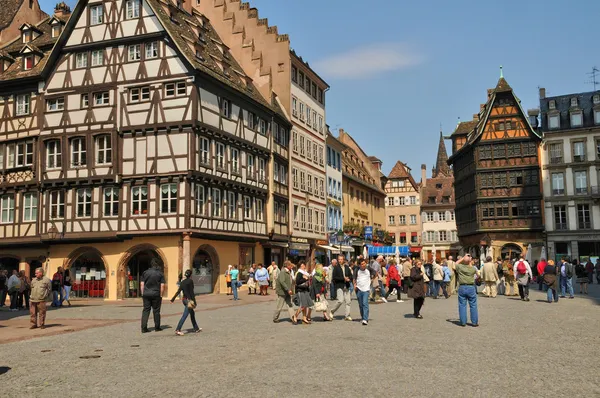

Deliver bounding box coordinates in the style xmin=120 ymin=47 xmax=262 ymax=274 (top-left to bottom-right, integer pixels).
xmin=40 ymin=0 xmax=600 ymax=179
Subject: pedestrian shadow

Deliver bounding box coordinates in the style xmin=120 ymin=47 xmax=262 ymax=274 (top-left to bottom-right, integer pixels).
xmin=446 ymin=319 xmax=463 ymax=327
xmin=42 ymin=324 xmax=64 ymax=328
xmin=535 ymin=299 xmax=550 ymax=303
xmin=403 ymin=314 xmax=417 ymax=319
xmin=0 ymin=367 xmax=11 ymax=375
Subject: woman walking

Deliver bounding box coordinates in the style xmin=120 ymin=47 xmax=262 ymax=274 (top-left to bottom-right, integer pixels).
xmin=255 ymin=264 xmax=270 ymax=296
xmin=310 ymin=263 xmax=332 ymax=321
xmin=408 ymin=261 xmax=426 ymax=319
xmin=575 ymin=260 xmax=589 ymax=295
xmin=384 ymin=259 xmax=403 ymax=302
xmin=294 ymin=263 xmax=313 ymax=324
xmin=230 ymin=265 xmax=240 ymax=301
xmin=170 ymin=269 xmax=201 ymax=335
xmin=543 ymin=260 xmax=559 ymax=303
xmin=247 ymin=264 xmax=257 ymax=295
xmin=225 ymin=265 xmax=232 ymax=295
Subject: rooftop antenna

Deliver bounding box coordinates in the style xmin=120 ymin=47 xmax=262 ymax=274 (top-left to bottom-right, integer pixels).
xmin=586 ymin=67 xmax=599 ymax=91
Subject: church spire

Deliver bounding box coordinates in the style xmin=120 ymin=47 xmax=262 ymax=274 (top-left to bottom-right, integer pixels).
xmin=434 ymin=130 xmax=451 ymax=178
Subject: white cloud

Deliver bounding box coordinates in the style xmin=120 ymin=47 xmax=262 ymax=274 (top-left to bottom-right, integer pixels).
xmin=313 ymin=43 xmax=423 ymax=80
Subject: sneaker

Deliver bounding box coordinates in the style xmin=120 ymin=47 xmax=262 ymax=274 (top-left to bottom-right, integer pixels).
xmin=361 ymin=320 xmax=368 ymax=325
xmin=344 ymin=316 xmax=353 ymax=321
xmin=194 ymin=328 xmax=202 ymax=333
xmin=175 ymin=331 xmax=184 ymax=336
xmin=396 ymin=300 xmax=404 ymax=303
xmin=381 ymin=297 xmax=388 ymax=303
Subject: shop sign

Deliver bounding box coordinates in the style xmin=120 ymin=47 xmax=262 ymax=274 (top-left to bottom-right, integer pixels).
xmin=317 ymin=240 xmax=328 ymax=246
xmin=291 ymin=237 xmax=309 ymax=244
xmin=364 ymin=226 xmax=373 ymax=240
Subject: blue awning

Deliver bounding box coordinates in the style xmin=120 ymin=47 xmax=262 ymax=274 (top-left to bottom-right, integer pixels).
xmin=366 ymin=245 xmax=409 ymax=256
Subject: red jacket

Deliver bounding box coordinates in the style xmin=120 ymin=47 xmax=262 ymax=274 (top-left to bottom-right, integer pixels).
xmin=387 ymin=265 xmax=401 ymax=287
xmin=537 ymin=261 xmax=547 ymax=276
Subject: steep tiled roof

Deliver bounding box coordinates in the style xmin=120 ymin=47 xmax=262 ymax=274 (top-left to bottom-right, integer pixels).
xmin=147 ymin=0 xmax=272 ymax=110
xmin=421 ymin=175 xmax=454 ymax=209
xmin=495 ymin=77 xmax=512 ymax=93
xmin=434 ymin=131 xmax=451 ymax=178
xmin=0 ymin=0 xmax=24 ymax=30
xmin=388 ymin=161 xmax=411 ymax=179
xmin=451 ymin=120 xmax=477 ymax=136
xmin=342 ymin=146 xmax=385 ymax=195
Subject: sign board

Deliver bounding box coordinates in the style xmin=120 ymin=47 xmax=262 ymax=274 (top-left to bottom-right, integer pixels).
xmin=364 ymin=226 xmax=373 ymax=240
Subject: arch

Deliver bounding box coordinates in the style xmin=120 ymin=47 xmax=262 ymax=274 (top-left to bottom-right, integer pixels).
xmin=501 ymin=243 xmax=523 ymax=261
xmin=117 ymin=244 xmax=169 ymax=299
xmin=63 ymin=246 xmax=109 ymax=299
xmin=191 ymin=244 xmax=221 ymax=294
xmin=0 ymin=255 xmax=21 ymax=274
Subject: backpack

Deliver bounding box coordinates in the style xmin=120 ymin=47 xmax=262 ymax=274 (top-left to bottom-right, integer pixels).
xmin=516 ymin=260 xmax=527 ymax=275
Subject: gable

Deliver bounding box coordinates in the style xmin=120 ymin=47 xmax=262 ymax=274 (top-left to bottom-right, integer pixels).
xmin=480 ymin=94 xmax=534 ymax=141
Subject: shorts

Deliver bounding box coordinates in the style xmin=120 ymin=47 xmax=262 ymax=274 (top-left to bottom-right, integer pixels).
xmin=226 ymin=281 xmax=232 ymax=288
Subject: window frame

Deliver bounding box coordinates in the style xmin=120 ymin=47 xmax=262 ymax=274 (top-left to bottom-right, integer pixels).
xmin=0 ymin=194 xmax=15 ymax=223
xmin=15 ymin=94 xmax=30 ymax=116
xmin=90 ymin=4 xmax=104 ymax=25
xmin=160 ymin=183 xmax=178 ymax=215
xmin=103 ymin=187 xmax=119 ymax=217
xmin=70 ymin=137 xmax=87 ymax=167
xmin=131 ymin=186 xmax=148 ymax=216
xmin=126 ymin=0 xmax=140 ymax=19
xmin=95 ymin=135 xmax=112 ymax=165
xmin=75 ymin=52 xmax=88 ymax=69
xmin=49 ymin=191 xmax=65 ymax=220
xmin=76 ymin=188 xmax=92 ymax=218
xmin=212 ymin=188 xmax=222 ymax=218
xmin=46 ymin=140 xmax=62 ymax=170
xmin=91 ymin=49 xmax=104 ymax=66
xmin=145 ymin=41 xmax=159 ymax=59
xmin=128 ymin=44 xmax=141 ymax=62
xmin=46 ymin=97 xmax=65 ymax=112
xmin=23 ymin=192 xmax=37 ymax=222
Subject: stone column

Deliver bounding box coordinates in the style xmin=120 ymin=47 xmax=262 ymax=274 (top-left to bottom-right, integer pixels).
xmin=183 ymin=233 xmax=192 ymax=271
xmin=570 ymin=240 xmax=579 ymax=262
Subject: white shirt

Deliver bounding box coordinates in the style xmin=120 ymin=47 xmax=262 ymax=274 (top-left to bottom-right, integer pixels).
xmin=513 ymin=260 xmax=533 ymax=279
xmin=356 ymin=269 xmax=371 ymax=292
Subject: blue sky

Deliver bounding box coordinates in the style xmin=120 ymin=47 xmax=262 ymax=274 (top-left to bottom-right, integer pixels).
xmin=41 ymin=0 xmax=600 ymax=178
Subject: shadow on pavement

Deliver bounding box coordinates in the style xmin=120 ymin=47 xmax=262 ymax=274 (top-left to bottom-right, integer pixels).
xmin=446 ymin=319 xmax=463 ymax=327
xmin=0 ymin=367 xmax=11 ymax=375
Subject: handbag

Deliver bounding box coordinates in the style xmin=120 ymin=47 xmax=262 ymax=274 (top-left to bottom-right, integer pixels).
xmin=186 ymin=300 xmax=196 ymax=310
xmin=314 ymin=297 xmax=328 ymax=312
xmin=292 ymin=294 xmax=300 ymax=307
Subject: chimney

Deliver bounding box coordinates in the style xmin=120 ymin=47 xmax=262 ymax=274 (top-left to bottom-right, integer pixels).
xmin=54 ymin=2 xmax=71 ymax=17
xmin=539 ymin=87 xmax=546 ymax=99
xmin=421 ymin=164 xmax=427 ymax=188
xmin=473 ymin=113 xmax=479 ymax=122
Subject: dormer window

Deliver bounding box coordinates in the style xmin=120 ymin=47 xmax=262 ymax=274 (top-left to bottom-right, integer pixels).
xmin=570 ymin=97 xmax=578 ymax=107
xmin=593 ymin=94 xmax=600 ymax=105
xmin=22 ymin=30 xmax=32 ymax=43
xmin=571 ymin=111 xmax=583 ymax=128
xmin=52 ymin=25 xmax=62 ymax=38
xmin=549 ymin=100 xmax=556 ymax=110
xmin=23 ymin=55 xmax=34 ymax=70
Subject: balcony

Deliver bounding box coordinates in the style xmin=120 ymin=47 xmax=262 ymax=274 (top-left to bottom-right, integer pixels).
xmin=549 ymin=156 xmax=563 ymax=164
xmin=555 ymin=222 xmax=568 ymax=231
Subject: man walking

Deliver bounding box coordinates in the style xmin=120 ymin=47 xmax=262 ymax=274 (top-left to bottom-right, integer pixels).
xmin=51 ymin=267 xmax=63 ymax=307
xmin=269 ymin=261 xmax=280 ymax=290
xmin=273 ymin=261 xmax=296 ymax=323
xmin=432 ymin=261 xmax=443 ymax=299
xmin=354 ymin=259 xmax=375 ymax=325
xmin=585 ymin=259 xmax=594 ymax=284
xmin=29 ymin=267 xmax=51 ymax=329
xmin=514 ymin=255 xmax=533 ymax=301
xmin=140 ymin=258 xmax=166 ymax=333
xmin=481 ymin=256 xmax=499 ymax=298
xmin=330 ymin=255 xmax=353 ymax=321
xmin=370 ymin=256 xmax=387 ymax=303
xmin=537 ymin=258 xmax=548 ymax=291
xmin=559 ymin=257 xmax=574 ymax=299
xmin=456 ymin=254 xmax=479 ymax=327
xmin=446 ymin=256 xmax=456 ymax=295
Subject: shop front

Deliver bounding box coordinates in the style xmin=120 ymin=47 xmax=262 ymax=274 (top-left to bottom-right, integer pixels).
xmin=288 ymin=238 xmax=311 ymax=265
xmin=548 ymin=232 xmax=600 ymax=264
xmin=261 ymin=242 xmax=288 ymax=269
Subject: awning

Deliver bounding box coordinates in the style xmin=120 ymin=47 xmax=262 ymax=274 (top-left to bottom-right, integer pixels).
xmin=411 ymin=232 xmax=418 ymax=236
xmin=410 ymin=246 xmax=422 ymax=253
xmin=318 ymin=245 xmax=340 ymax=253
xmin=400 ymin=232 xmax=406 ymax=237
xmin=366 ymin=245 xmax=409 ymax=256
xmin=341 ymin=245 xmax=354 ymax=252
xmin=289 ymin=243 xmax=310 ymax=251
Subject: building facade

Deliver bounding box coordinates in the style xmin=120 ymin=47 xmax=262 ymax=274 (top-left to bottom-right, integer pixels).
xmin=539 ymin=87 xmax=600 ymax=263
xmin=0 ymin=0 xmax=291 ymax=299
xmin=384 ymin=160 xmax=421 ymax=251
xmin=448 ymin=76 xmax=544 ymax=261
xmin=420 ymin=133 xmax=460 ymax=261
xmin=0 ymin=0 xmax=47 ymax=46
xmin=325 ymin=132 xmax=343 ymax=246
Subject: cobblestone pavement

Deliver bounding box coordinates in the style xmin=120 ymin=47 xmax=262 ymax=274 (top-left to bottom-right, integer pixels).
xmin=0 ymin=285 xmax=599 ymax=398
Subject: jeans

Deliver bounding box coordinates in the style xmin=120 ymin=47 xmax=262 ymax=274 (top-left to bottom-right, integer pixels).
xmin=329 ymin=282 xmax=337 ymax=300
xmin=518 ymin=283 xmax=529 ymax=299
xmin=547 ymin=288 xmax=558 ymax=302
xmin=458 ymin=285 xmax=478 ymax=326
xmin=432 ymin=281 xmax=441 ymax=298
xmin=588 ymin=272 xmax=594 ymax=284
xmin=560 ymin=276 xmax=574 ymax=297
xmin=371 ymin=280 xmax=386 ymax=300
xmin=176 ymin=300 xmax=199 ymax=331
xmin=0 ymin=288 xmax=6 ymax=306
xmin=331 ymin=287 xmax=351 ymax=318
xmin=232 ymin=280 xmax=239 ymax=300
xmin=356 ymin=290 xmax=369 ymax=322
xmin=62 ymin=286 xmax=71 ymax=303
xmin=9 ymin=291 xmax=18 ymax=309
xmin=141 ymin=296 xmax=162 ymax=330
xmin=52 ymin=290 xmax=60 ymax=307
xmin=440 ymin=282 xmax=449 ymax=298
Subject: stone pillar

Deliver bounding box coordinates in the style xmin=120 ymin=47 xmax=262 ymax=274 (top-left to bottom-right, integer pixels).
xmin=570 ymin=241 xmax=579 ymax=262
xmin=182 ymin=233 xmax=191 ymax=271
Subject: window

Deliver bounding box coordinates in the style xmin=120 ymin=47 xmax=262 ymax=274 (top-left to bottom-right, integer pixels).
xmin=305 ymin=106 xmax=311 ymax=125
xmin=247 ymin=153 xmax=255 ymax=177
xmin=548 ymin=115 xmax=560 ymax=129
xmin=70 ymin=137 xmax=86 ymax=167
xmin=410 ymin=196 xmax=416 ymax=205
xmin=130 ymin=87 xmax=150 ymax=103
xmin=193 ymin=137 xmax=209 ymax=166
xmin=10 ymin=141 xmax=34 ymax=167
xmin=94 ymin=135 xmax=112 ymax=165
xmin=410 ymin=215 xmax=417 ymax=225
xmin=259 ymin=119 xmax=267 ymax=135
xmin=387 ymin=197 xmax=394 ymax=206
xmin=15 ymin=94 xmax=30 ymax=116
xmin=318 ymin=88 xmax=324 ymax=104
xmin=551 ymin=173 xmax=564 ymax=195
xmin=75 ymin=52 xmax=87 ymax=68
xmin=246 ymin=112 xmax=256 ymax=130
xmin=131 ymin=186 xmax=148 ymax=215
xmin=595 ymin=110 xmax=600 ymax=125
xmin=426 ymin=212 xmax=434 ymax=222
xmin=306 ymin=139 xmax=312 ymax=161
xmin=81 ymin=94 xmax=89 ymax=108
xmin=298 ymin=71 xmax=304 ymax=88
xmin=94 ymin=92 xmax=109 ymax=105
xmin=299 ymin=102 xmax=305 ymax=121
xmin=76 ymin=188 xmax=92 ymax=218
xmin=215 ymin=143 xmax=225 ymax=169
xmin=220 ymin=99 xmax=230 ymax=118
xmin=146 ymin=41 xmax=158 ymax=59
xmin=300 ymin=170 xmax=306 ymax=191
xmin=46 ymin=97 xmax=64 ymax=111
xmin=244 ymin=196 xmax=252 ymax=219
xmin=570 ymin=97 xmax=578 ymax=107
xmin=388 ymin=215 xmax=395 ymax=225
xmin=128 ymin=44 xmax=141 ymax=61
xmin=312 ymin=111 xmax=317 ymax=130
xmin=318 ymin=115 xmax=323 ymax=133
xmin=103 ymin=188 xmax=119 ymax=217
xmin=212 ymin=188 xmax=221 ymax=217
xmin=292 ymin=131 xmax=298 ymax=152
xmin=439 ymin=211 xmax=446 ymax=221
xmin=256 ymin=198 xmax=263 ymax=221
xmin=22 ymin=30 xmax=32 ymax=43
xmin=292 ymin=168 xmax=298 ymax=189
xmin=91 ymin=50 xmax=103 ymax=66
xmin=49 ymin=191 xmax=64 ymax=219
xmin=227 ymin=191 xmax=236 ymax=219
xmin=258 ymin=158 xmax=266 ymax=181
xmin=450 ymin=211 xmax=455 ymax=221
xmin=554 ymin=205 xmax=567 ymax=230
xmin=0 ymin=195 xmax=15 ymax=223
xmin=549 ymin=100 xmax=556 ymax=110
xmin=280 ymin=165 xmax=287 ymax=185
xmin=195 ymin=184 xmax=205 ymax=215
xmin=594 ymin=95 xmax=600 ymax=105
xmin=578 ymin=204 xmax=591 ymax=229
xmin=548 ymin=143 xmax=562 ymax=164
xmin=160 ymin=183 xmax=177 ymax=214
xmin=23 ymin=55 xmax=34 ymax=70
xmin=292 ymin=97 xmax=298 ymax=117
xmin=23 ymin=193 xmax=37 ymax=222
xmin=307 ymin=174 xmax=313 ymax=194
xmin=46 ymin=140 xmax=61 ymax=169
xmin=575 ymin=171 xmax=587 ymax=194
xmin=439 ymin=231 xmax=447 ymax=242
xmin=126 ymin=0 xmax=140 ymax=19
xmin=176 ymin=82 xmax=186 ymax=96
xmin=291 ymin=65 xmax=297 ymax=82
xmin=90 ymin=5 xmax=103 ymax=25
xmin=573 ymin=141 xmax=585 ymax=162
xmin=52 ymin=25 xmax=61 ymax=38
xmin=571 ymin=112 xmax=583 ymax=127
xmin=230 ymin=147 xmax=239 ymax=173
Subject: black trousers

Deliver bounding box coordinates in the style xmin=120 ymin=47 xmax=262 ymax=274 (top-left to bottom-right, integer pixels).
xmin=384 ymin=281 xmax=401 ymax=300
xmin=141 ymin=296 xmax=162 ymax=330
xmin=518 ymin=284 xmax=529 ymax=299
xmin=402 ymin=277 xmax=410 ymax=294
xmin=413 ymin=297 xmax=424 ymax=316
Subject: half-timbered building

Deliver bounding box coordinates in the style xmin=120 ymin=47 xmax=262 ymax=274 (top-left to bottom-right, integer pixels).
xmin=0 ymin=0 xmax=291 ymax=299
xmin=447 ymin=75 xmax=544 ymax=261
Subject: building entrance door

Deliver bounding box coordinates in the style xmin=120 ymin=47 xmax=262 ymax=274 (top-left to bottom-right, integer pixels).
xmin=192 ymin=250 xmax=213 ymax=294
xmin=126 ymin=250 xmax=162 ymax=298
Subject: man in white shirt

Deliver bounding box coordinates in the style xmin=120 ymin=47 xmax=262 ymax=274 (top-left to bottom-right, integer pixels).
xmin=513 ymin=254 xmax=533 ymax=302
xmin=354 ymin=260 xmax=375 ymax=325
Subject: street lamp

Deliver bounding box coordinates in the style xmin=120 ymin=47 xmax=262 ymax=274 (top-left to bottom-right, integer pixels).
xmin=48 ymin=225 xmax=60 ymax=240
